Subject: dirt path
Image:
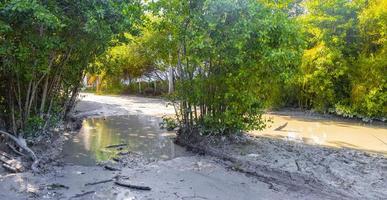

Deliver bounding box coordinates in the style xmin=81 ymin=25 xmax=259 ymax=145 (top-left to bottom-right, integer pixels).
xmin=0 ymin=93 xmax=385 ymax=200
xmin=73 ymin=93 xmax=175 ymax=118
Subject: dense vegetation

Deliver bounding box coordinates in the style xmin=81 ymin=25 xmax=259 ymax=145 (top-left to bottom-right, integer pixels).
xmin=96 ymin=0 xmax=386 ymax=134
xmin=297 ymin=0 xmax=386 ymax=119
xmin=1 ymin=0 xmax=386 ymax=139
xmin=0 ymin=0 xmax=142 ymax=138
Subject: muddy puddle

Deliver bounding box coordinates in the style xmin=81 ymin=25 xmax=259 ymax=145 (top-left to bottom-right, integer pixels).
xmin=254 ymin=114 xmax=387 ymax=155
xmin=62 ymin=115 xmax=189 ymax=165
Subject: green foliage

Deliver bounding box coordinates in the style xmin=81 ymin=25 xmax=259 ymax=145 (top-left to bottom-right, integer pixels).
xmin=25 ymin=116 xmax=45 ymax=138
xmin=148 ymin=0 xmax=304 ymax=135
xmin=0 ymin=0 xmax=143 ymax=136
xmin=293 ymin=0 xmax=386 ymax=119
xmin=2 ymin=0 xmax=385 ymax=139
xmin=159 ymin=116 xmax=178 ymax=131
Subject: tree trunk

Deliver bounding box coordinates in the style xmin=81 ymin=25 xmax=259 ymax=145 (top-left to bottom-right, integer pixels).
xmin=168 ymin=66 xmax=174 ymax=94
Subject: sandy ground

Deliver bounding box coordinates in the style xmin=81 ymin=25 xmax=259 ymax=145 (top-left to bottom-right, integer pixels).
xmin=0 ymin=156 xmax=332 ymax=200
xmin=72 ymin=93 xmax=175 ymax=118
xmin=1 ymin=93 xmax=386 ymax=200
xmin=190 ymin=135 xmax=387 ymax=199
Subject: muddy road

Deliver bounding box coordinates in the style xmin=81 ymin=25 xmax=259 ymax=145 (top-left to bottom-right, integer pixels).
xmin=0 ymin=93 xmax=386 ymax=200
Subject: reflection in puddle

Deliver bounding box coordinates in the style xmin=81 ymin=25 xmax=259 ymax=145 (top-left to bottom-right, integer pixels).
xmin=254 ymin=114 xmax=387 ymax=155
xmin=62 ymin=115 xmax=189 ymax=165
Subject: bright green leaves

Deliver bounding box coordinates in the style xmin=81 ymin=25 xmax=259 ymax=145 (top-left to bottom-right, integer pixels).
xmin=149 ymin=0 xmax=305 ymax=134
xmin=296 ymin=0 xmax=386 ymax=118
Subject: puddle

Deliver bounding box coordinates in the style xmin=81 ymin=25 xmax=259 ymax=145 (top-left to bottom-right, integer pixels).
xmin=254 ymin=114 xmax=387 ymax=155
xmin=62 ymin=115 xmax=189 ymax=165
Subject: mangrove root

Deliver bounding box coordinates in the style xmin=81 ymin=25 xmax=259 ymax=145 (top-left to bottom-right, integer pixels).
xmin=0 ymin=130 xmax=39 ymax=172
xmin=7 ymin=143 xmax=26 ymax=157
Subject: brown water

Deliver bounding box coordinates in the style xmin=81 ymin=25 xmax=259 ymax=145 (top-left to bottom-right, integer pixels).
xmin=62 ymin=112 xmax=387 ymax=166
xmin=253 ymin=114 xmax=387 ymax=155
xmin=62 ymin=115 xmax=189 ymax=165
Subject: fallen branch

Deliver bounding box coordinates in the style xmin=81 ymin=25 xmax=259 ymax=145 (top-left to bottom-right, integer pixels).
xmin=0 ymin=151 xmax=23 ymax=172
xmin=274 ymin=122 xmax=288 ymax=131
xmin=7 ymin=143 xmax=26 ymax=157
xmin=85 ymin=179 xmax=113 ymax=186
xmin=105 ymin=143 xmax=127 ymax=149
xmin=114 ymin=181 xmax=151 ymax=191
xmin=2 ymin=163 xmax=18 ymax=173
xmin=47 ymin=183 xmax=69 ymax=190
xmin=104 ymin=165 xmax=121 ymax=171
xmin=70 ymin=191 xmax=95 ymax=199
xmin=0 ymin=151 xmax=13 ymax=159
xmin=182 ymin=195 xmax=208 ymax=200
xmin=0 ymin=130 xmax=39 ymax=172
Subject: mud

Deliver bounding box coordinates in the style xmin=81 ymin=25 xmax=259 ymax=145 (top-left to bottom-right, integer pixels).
xmin=176 ymin=131 xmax=387 ymax=200
xmin=1 ymin=93 xmax=386 ymax=200
xmin=0 ymin=156 xmax=334 ymax=200
xmin=256 ymin=112 xmax=387 ymax=155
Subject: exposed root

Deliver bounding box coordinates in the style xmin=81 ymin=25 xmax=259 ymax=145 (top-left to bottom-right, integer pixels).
xmin=6 ymin=143 xmax=26 ymax=157
xmin=0 ymin=129 xmax=39 ymax=172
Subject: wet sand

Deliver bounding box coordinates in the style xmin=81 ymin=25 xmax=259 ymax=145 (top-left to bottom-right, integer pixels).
xmin=0 ymin=156 xmax=331 ymax=200
xmin=1 ymin=93 xmax=386 ymax=199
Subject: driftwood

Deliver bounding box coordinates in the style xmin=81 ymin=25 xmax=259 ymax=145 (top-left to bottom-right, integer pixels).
xmin=85 ymin=179 xmax=113 ymax=186
xmin=104 ymin=165 xmax=121 ymax=171
xmin=0 ymin=130 xmax=39 ymax=172
xmin=0 ymin=151 xmax=23 ymax=172
xmin=70 ymin=191 xmax=95 ymax=199
xmin=105 ymin=143 xmax=127 ymax=149
xmin=0 ymin=150 xmax=12 ymax=159
xmin=2 ymin=163 xmax=18 ymax=173
xmin=114 ymin=181 xmax=151 ymax=191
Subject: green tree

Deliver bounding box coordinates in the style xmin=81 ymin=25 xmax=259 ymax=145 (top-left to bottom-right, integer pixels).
xmin=151 ymin=0 xmax=304 ymax=135
xmin=296 ymin=0 xmax=386 ymax=119
xmin=0 ymin=0 xmax=142 ymax=142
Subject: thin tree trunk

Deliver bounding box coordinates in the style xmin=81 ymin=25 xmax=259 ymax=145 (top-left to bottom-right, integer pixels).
xmin=40 ymin=54 xmax=55 ymax=116
xmin=168 ymin=66 xmax=173 ymax=94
